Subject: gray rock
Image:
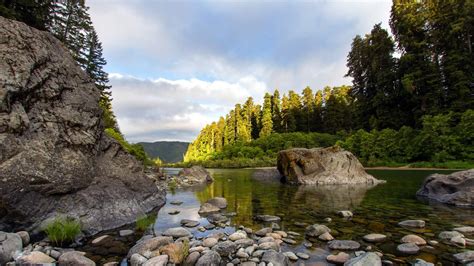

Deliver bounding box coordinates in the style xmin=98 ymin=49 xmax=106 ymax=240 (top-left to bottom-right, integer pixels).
xmin=396 ymin=243 xmax=419 ymax=255
xmin=170 ymin=200 xmax=183 ymax=205
xmin=398 ymin=220 xmax=425 ymax=228
xmin=235 ymin=238 xmax=255 ymax=247
xmin=296 ymin=252 xmax=309 ymax=259
xmin=211 ymin=241 xmax=236 ymax=257
xmin=206 ymin=213 xmax=229 ymax=224
xmin=203 ymin=238 xmax=218 ymax=248
xmin=199 ymin=203 xmax=220 ymax=214
xmin=255 ymin=227 xmax=273 ymax=236
xmin=255 ymin=215 xmax=281 ymax=222
xmin=237 ymin=250 xmax=250 ymax=259
xmin=412 ymin=258 xmax=434 ymax=266
xmin=277 ymin=147 xmax=384 ymax=185
xmin=363 ymin=233 xmax=387 ymax=243
xmin=229 ymin=230 xmax=247 ymax=241
xmin=454 ymin=226 xmax=474 ymax=235
xmin=180 ymin=219 xmax=200 ymax=228
xmin=17 ymin=251 xmax=55 ymax=264
xmin=242 ymin=262 xmax=257 ymax=266
xmin=306 ymin=224 xmax=331 ymax=237
xmin=178 ymin=166 xmax=213 ymax=185
xmin=328 ymin=240 xmax=361 ymax=250
xmin=127 ymin=236 xmax=173 ymax=258
xmin=261 ymin=250 xmax=290 ymax=266
xmin=143 ymin=255 xmax=168 ymax=266
xmin=344 ymin=252 xmax=381 ymax=266
xmin=416 ymin=169 xmax=474 ymax=207
xmin=0 ymin=232 xmax=22 ymax=265
xmin=283 ymin=251 xmax=298 ymax=261
xmin=337 ymin=210 xmax=353 ymax=218
xmin=319 ymin=232 xmax=334 ymax=241
xmin=206 ymin=197 xmax=228 ymax=209
xmin=438 ymin=231 xmax=464 ymax=240
xmin=0 ymin=17 xmax=165 ymax=235
xmin=58 ymin=251 xmax=95 ymax=266
xmin=258 ymin=237 xmax=275 ymax=244
xmin=282 ymin=238 xmax=297 ymax=245
xmin=119 ymin=229 xmax=134 ymax=237
xmin=258 ymin=241 xmax=279 ymax=251
xmin=15 ymin=231 xmax=30 ymax=246
xmin=184 ymin=252 xmax=200 ymax=266
xmin=162 ymin=227 xmax=192 ymax=238
xmin=196 ymin=250 xmax=221 ymax=266
xmin=50 ymin=250 xmax=61 ymax=260
xmin=453 ymin=251 xmax=474 ymax=264
xmin=401 ymin=234 xmax=426 ymax=245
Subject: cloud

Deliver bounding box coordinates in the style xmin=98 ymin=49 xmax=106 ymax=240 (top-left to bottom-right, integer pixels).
xmin=88 ymin=0 xmax=393 ymax=141
xmin=109 ymin=74 xmax=267 ymax=142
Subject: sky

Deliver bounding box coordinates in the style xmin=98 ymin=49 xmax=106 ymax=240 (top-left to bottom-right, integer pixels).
xmin=88 ymin=0 xmax=392 ymax=143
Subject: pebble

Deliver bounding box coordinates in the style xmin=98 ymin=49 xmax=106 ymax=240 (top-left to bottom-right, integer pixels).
xmin=287 ymin=231 xmax=300 ymax=236
xmin=453 ymin=226 xmax=474 ymax=235
xmin=428 ymin=240 xmax=438 ymax=246
xmin=325 ymin=217 xmax=332 ymax=222
xmin=255 ymin=227 xmax=272 ymax=236
xmin=453 ymin=250 xmax=474 ymax=264
xmin=304 ymin=242 xmax=312 ymax=248
xmin=328 ymin=240 xmax=361 ymax=250
xmin=363 ymin=233 xmax=387 ymax=243
xmin=318 ymin=232 xmax=334 ymax=241
xmin=282 ymin=238 xmax=296 ymax=245
xmin=401 ymin=234 xmax=426 ymax=245
xmin=450 ymin=235 xmax=466 ymax=247
xmin=398 ymin=220 xmax=425 ymax=228
xmin=119 ymin=229 xmax=134 ymax=237
xmin=203 ymin=238 xmax=218 ymax=247
xmin=397 ymin=243 xmax=419 ymax=255
xmin=326 ymin=252 xmax=350 ymax=264
xmin=337 ymin=210 xmax=353 ymax=218
xmin=438 ymin=231 xmax=464 ymax=240
xmin=229 ymin=231 xmax=247 ymax=241
xmin=296 ymin=252 xmax=310 ymax=259
xmin=170 ymin=200 xmax=183 ymax=205
xmin=283 ymin=251 xmax=298 ymax=261
xmin=274 ymin=231 xmax=287 ymax=238
xmin=412 ymin=258 xmax=434 ymax=266
xmin=168 ymin=209 xmax=180 ymax=215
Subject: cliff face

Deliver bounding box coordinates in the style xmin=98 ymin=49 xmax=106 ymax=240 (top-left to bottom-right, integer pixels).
xmin=0 ymin=17 xmax=165 ymax=234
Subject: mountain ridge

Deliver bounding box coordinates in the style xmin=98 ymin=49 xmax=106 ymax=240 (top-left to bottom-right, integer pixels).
xmin=139 ymin=141 xmax=189 ymax=163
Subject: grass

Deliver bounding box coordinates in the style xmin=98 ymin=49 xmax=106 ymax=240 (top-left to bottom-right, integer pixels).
xmin=135 ymin=214 xmax=156 ymax=232
xmin=168 ymin=179 xmax=177 ymax=194
xmin=44 ymin=217 xmax=81 ymax=247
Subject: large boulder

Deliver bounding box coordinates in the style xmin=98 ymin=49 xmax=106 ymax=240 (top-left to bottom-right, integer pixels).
xmin=177 ymin=166 xmax=213 ymax=185
xmin=0 ymin=17 xmax=165 ymax=234
xmin=416 ymin=169 xmax=474 ymax=207
xmin=277 ymin=146 xmax=383 ymax=185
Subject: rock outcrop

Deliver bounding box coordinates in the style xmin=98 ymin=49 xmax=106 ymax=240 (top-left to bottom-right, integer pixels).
xmin=416 ymin=169 xmax=474 ymax=207
xmin=176 ymin=166 xmax=213 ymax=185
xmin=277 ymin=146 xmax=383 ymax=185
xmin=0 ymin=17 xmax=165 ymax=234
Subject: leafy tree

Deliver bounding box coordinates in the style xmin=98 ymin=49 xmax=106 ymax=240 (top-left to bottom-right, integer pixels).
xmin=301 ymin=86 xmax=314 ymax=132
xmin=271 ymin=89 xmax=283 ymax=133
xmin=259 ymin=93 xmax=273 ymax=138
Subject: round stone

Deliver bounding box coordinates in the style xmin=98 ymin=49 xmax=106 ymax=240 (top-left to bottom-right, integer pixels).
xmin=296 ymin=252 xmax=310 ymax=259
xmin=319 ymin=232 xmax=334 ymax=241
xmin=401 ymin=234 xmax=426 ymax=245
xmin=328 ymin=240 xmax=360 ymax=250
xmin=397 ymin=243 xmax=419 ymax=255
xmin=326 ymin=252 xmax=350 ymax=264
xmin=363 ymin=233 xmax=387 ymax=243
xmin=283 ymin=251 xmax=298 ymax=261
xmin=203 ymin=238 xmax=218 ymax=248
xmin=398 ymin=220 xmax=425 ymax=228
xmin=439 ymin=231 xmax=464 ymax=240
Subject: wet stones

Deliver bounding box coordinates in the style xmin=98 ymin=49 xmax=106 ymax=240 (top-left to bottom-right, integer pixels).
xmin=453 ymin=226 xmax=474 ymax=235
xmin=318 ymin=232 xmax=334 ymax=241
xmin=180 ymin=219 xmax=200 ymax=228
xmin=396 ymin=243 xmax=419 ymax=255
xmin=305 ymin=224 xmax=331 ymax=237
xmin=198 ymin=203 xmax=220 ymax=214
xmin=337 ymin=210 xmax=353 ymax=218
xmin=254 ymin=215 xmax=281 ymax=222
xmin=229 ymin=230 xmax=247 ymax=241
xmin=453 ymin=250 xmax=474 ymax=264
xmin=328 ymin=240 xmax=361 ymax=250
xmin=261 ymin=250 xmax=290 ymax=266
xmin=206 ymin=197 xmax=228 ymax=209
xmin=163 ymin=227 xmax=192 ymax=238
xmin=398 ymin=220 xmax=425 ymax=228
xmin=203 ymin=238 xmax=218 ymax=248
xmin=400 ymin=234 xmax=426 ymax=245
xmin=195 ymin=250 xmax=221 ymax=266
xmin=326 ymin=252 xmax=350 ymax=264
xmin=438 ymin=230 xmax=464 ymax=240
xmin=255 ymin=228 xmax=272 ymax=237
xmin=211 ymin=241 xmax=237 ymax=257
xmin=345 ymin=252 xmax=382 ymax=266
xmin=363 ymin=233 xmax=387 ymax=243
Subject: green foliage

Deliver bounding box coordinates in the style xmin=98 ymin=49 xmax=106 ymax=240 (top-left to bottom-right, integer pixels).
xmin=105 ymin=128 xmax=154 ymax=165
xmin=135 ymin=214 xmax=156 ymax=232
xmin=44 ymin=217 xmax=81 ymax=247
xmin=138 ymin=141 xmax=189 ymax=163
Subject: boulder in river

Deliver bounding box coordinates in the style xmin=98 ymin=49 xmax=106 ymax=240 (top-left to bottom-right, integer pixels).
xmin=277 ymin=146 xmax=384 ymax=185
xmin=178 ymin=166 xmax=213 ymax=185
xmin=0 ymin=232 xmax=22 ymax=264
xmin=0 ymin=17 xmax=165 ymax=234
xmin=416 ymin=169 xmax=474 ymax=207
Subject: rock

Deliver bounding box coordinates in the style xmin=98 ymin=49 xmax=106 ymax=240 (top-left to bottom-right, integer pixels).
xmin=277 ymin=147 xmax=384 ymax=185
xmin=450 ymin=235 xmax=466 ymax=247
xmin=178 ymin=166 xmax=213 ymax=185
xmin=15 ymin=231 xmax=30 ymax=246
xmin=255 ymin=215 xmax=281 ymax=222
xmin=262 ymin=250 xmax=290 ymax=266
xmin=206 ymin=197 xmax=228 ymax=209
xmin=454 ymin=226 xmax=474 ymax=235
xmin=196 ymin=250 xmax=221 ymax=266
xmin=271 ymin=223 xmax=280 ymax=230
xmin=103 ymin=262 xmax=119 ymax=266
xmin=412 ymin=258 xmax=434 ymax=266
xmin=416 ymin=169 xmax=474 ymax=207
xmin=266 ymin=233 xmax=282 ymax=239
xmin=401 ymin=235 xmax=426 ymax=245
xmin=58 ymin=251 xmax=95 ymax=266
xmin=453 ymin=250 xmax=474 ymax=264
xmin=92 ymin=235 xmax=113 ymax=245
xmin=398 ymin=220 xmax=425 ymax=228
xmin=0 ymin=17 xmax=165 ymax=235
xmin=438 ymin=231 xmax=464 ymax=240
xmin=229 ymin=230 xmax=247 ymax=241
xmin=235 ymin=238 xmax=255 ymax=247
xmin=255 ymin=228 xmax=273 ymax=236
xmin=119 ymin=229 xmax=134 ymax=237
xmin=181 ymin=219 xmax=200 ymax=228
xmin=168 ymin=210 xmax=180 ymax=215
xmin=159 ymin=243 xmax=185 ymax=264
xmin=211 ymin=241 xmax=236 ymax=257
xmin=396 ymin=243 xmax=419 ymax=255
xmin=206 ymin=213 xmax=228 ymax=224
xmin=287 ymin=231 xmax=300 ymax=236
xmin=184 ymin=252 xmax=200 ymax=266
xmin=203 ymin=238 xmax=218 ymax=248
xmin=328 ymin=240 xmax=361 ymax=250
xmin=198 ymin=203 xmax=220 ymax=214
xmin=170 ymin=200 xmax=183 ymax=205
xmin=162 ymin=227 xmax=192 ymax=238
xmin=338 ymin=210 xmax=353 ymax=218
xmin=237 ymin=249 xmax=250 ymax=259
xmin=306 ymin=224 xmax=331 ymax=237
xmin=283 ymin=251 xmax=298 ymax=261
xmin=50 ymin=250 xmax=61 ymax=260
xmin=319 ymin=232 xmax=334 ymax=241
xmin=242 ymin=262 xmax=257 ymax=266
xmin=127 ymin=236 xmax=173 ymax=258
xmin=258 ymin=241 xmax=280 ymax=251
xmin=258 ymin=237 xmax=276 ymax=244
xmin=251 ymin=169 xmax=284 ymax=182
xmin=0 ymin=232 xmax=22 ymax=265
xmin=327 ymin=252 xmax=350 ymax=264
xmin=344 ymin=252 xmax=381 ymax=266
xmin=363 ymin=233 xmax=387 ymax=243
xmin=17 ymin=251 xmax=55 ymax=264
xmin=296 ymin=252 xmax=309 ymax=259
xmin=274 ymin=231 xmax=287 ymax=238
xmin=143 ymin=255 xmax=168 ymax=266
xmin=189 ymin=246 xmax=206 ymax=253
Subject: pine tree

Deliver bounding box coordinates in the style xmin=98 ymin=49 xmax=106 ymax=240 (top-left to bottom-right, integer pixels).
xmin=313 ymin=90 xmax=324 ymax=132
xmin=0 ymin=0 xmax=53 ymax=30
xmin=302 ymin=86 xmax=314 ymax=132
xmin=259 ymin=93 xmax=273 ymax=138
xmin=271 ymin=89 xmax=283 ymax=133
xmin=288 ymin=90 xmax=302 ymax=132
xmin=281 ymin=94 xmax=296 ymax=133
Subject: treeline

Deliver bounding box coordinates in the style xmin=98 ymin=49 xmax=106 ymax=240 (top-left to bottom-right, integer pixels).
xmin=180 ymin=110 xmax=473 ymax=169
xmin=1 ymin=0 xmax=150 ymax=163
xmin=185 ymin=0 xmax=474 ymax=164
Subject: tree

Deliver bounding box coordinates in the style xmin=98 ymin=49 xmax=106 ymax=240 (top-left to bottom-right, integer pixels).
xmin=271 ymin=89 xmax=283 ymax=133
xmin=301 ymin=86 xmax=314 ymax=132
xmin=259 ymin=93 xmax=273 ymax=138
xmin=288 ymin=90 xmax=302 ymax=131
xmin=0 ymin=0 xmax=53 ymax=30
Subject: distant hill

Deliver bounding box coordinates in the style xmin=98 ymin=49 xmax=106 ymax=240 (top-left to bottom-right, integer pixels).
xmin=138 ymin=141 xmax=189 ymax=163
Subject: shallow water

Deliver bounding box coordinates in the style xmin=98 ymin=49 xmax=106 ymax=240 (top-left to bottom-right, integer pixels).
xmin=84 ymin=168 xmax=474 ymax=265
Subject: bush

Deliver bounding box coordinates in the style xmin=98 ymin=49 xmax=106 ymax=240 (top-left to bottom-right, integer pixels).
xmin=136 ymin=214 xmax=156 ymax=231
xmin=44 ymin=217 xmax=81 ymax=247
xmin=105 ymin=128 xmax=154 ymax=165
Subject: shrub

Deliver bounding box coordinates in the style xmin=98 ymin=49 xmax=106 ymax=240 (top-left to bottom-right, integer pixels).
xmin=44 ymin=217 xmax=81 ymax=247
xmin=136 ymin=214 xmax=156 ymax=231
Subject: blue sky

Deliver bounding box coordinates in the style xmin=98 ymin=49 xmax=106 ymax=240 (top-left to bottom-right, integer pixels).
xmin=88 ymin=0 xmax=392 ymax=142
